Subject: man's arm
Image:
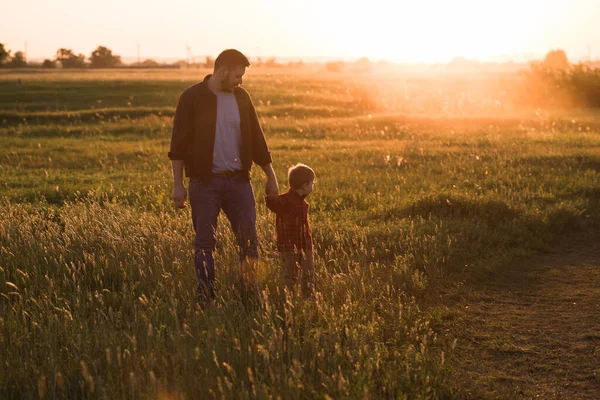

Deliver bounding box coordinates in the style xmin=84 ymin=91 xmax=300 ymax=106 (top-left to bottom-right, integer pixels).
xmin=171 ymin=160 xmax=187 ymax=208
xmin=244 ymin=89 xmax=272 ymax=167
xmin=169 ymin=91 xmax=192 ymax=208
xmin=260 ymin=163 xmax=279 ymax=199
xmin=241 ymin=89 xmax=277 ymax=198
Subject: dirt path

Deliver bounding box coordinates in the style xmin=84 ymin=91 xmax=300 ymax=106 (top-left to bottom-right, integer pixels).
xmin=449 ymin=233 xmax=600 ymax=399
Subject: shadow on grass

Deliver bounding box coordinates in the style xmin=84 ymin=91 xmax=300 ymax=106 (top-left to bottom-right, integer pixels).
xmin=357 ymin=192 xmax=599 ymax=278
xmin=1 ymin=121 xmax=170 ymax=138
xmin=0 ymin=107 xmax=174 ymax=125
xmin=510 ymin=154 xmax=600 ymax=173
xmin=385 ymin=194 xmax=518 ymax=227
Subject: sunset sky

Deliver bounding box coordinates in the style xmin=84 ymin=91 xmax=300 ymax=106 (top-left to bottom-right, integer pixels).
xmin=2 ymin=0 xmax=599 ymax=63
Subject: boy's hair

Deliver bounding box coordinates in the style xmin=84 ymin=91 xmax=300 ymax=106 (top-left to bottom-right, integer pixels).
xmin=288 ymin=163 xmax=315 ymax=189
xmin=214 ymin=49 xmax=250 ymax=71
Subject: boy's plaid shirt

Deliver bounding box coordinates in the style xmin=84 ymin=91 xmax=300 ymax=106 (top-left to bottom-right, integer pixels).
xmin=265 ymin=189 xmax=313 ymax=252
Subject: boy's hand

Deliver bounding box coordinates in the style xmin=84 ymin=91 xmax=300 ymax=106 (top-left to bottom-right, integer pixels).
xmin=171 ymin=184 xmax=187 ymax=208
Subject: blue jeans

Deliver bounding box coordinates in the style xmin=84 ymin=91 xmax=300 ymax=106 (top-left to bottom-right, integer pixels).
xmin=189 ymin=173 xmax=258 ymax=299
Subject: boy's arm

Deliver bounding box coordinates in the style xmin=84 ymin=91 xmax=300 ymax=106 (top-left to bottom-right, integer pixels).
xmin=265 ymin=195 xmax=286 ymax=214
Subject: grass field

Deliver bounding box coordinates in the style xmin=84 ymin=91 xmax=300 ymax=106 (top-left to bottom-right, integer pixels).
xmin=1 ymin=68 xmax=600 ymax=399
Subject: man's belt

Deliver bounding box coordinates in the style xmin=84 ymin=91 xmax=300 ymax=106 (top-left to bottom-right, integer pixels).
xmin=213 ymin=170 xmax=243 ymax=177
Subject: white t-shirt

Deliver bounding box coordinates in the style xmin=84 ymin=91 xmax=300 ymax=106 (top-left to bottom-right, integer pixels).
xmin=212 ymin=91 xmax=242 ymax=173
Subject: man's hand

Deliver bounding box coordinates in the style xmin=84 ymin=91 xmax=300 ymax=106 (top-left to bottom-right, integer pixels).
xmin=265 ymin=177 xmax=279 ymax=199
xmin=172 ymin=184 xmax=187 ymax=209
xmin=260 ymin=163 xmax=279 ymax=199
xmin=170 ymin=160 xmax=186 ymax=208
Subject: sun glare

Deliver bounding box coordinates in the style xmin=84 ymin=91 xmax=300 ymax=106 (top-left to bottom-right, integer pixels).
xmin=2 ymin=0 xmax=598 ymax=63
xmin=300 ymin=0 xmax=551 ymax=62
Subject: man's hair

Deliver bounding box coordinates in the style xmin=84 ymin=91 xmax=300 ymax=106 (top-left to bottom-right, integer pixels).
xmin=214 ymin=49 xmax=250 ymax=71
xmin=288 ymin=163 xmax=315 ymax=189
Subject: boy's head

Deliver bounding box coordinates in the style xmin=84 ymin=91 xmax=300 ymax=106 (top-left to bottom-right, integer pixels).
xmin=288 ymin=163 xmax=315 ymax=196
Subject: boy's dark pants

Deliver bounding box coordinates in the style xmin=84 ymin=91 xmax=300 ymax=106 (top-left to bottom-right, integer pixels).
xmin=281 ymin=250 xmax=315 ymax=296
xmin=189 ymin=174 xmax=258 ymax=300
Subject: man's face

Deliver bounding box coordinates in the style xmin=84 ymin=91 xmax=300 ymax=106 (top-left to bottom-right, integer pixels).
xmin=221 ymin=65 xmax=246 ymax=92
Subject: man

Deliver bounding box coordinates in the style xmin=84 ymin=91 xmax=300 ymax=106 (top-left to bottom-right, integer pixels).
xmin=169 ymin=49 xmax=278 ymax=300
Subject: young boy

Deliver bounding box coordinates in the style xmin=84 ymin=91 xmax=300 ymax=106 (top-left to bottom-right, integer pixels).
xmin=265 ymin=163 xmax=315 ymax=296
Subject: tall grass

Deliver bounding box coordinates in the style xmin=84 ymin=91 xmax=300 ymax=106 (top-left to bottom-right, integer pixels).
xmin=0 ymin=196 xmax=455 ymax=399
xmin=1 ymin=69 xmax=600 ymax=398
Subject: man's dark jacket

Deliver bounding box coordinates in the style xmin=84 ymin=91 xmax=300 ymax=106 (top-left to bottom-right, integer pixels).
xmin=168 ymin=75 xmax=272 ymax=182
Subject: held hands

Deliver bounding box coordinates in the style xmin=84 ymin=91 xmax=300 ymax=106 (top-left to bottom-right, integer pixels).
xmin=171 ymin=184 xmax=187 ymax=209
xmin=265 ymin=177 xmax=279 ymax=199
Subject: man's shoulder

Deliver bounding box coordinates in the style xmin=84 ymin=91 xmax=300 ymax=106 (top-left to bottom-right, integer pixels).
xmin=234 ymin=86 xmax=254 ymax=102
xmin=180 ymin=81 xmax=210 ymax=100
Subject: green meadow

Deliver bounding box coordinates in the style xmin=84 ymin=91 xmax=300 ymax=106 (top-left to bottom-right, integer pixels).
xmin=1 ymin=68 xmax=599 ymax=399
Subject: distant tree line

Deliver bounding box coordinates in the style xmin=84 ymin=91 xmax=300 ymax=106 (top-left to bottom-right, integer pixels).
xmin=1 ymin=42 xmax=367 ymax=72
xmin=324 ymin=57 xmax=372 ymax=73
xmin=517 ymin=49 xmax=600 ymax=108
xmin=176 ymin=56 xmax=306 ymax=69
xmin=0 ymin=44 xmax=26 ymax=68
xmin=0 ymin=43 xmax=309 ymax=70
xmin=0 ymin=43 xmax=125 ymax=69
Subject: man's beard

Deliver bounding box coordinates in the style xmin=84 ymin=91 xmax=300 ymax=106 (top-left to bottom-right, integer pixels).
xmin=221 ymin=74 xmax=235 ymax=92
